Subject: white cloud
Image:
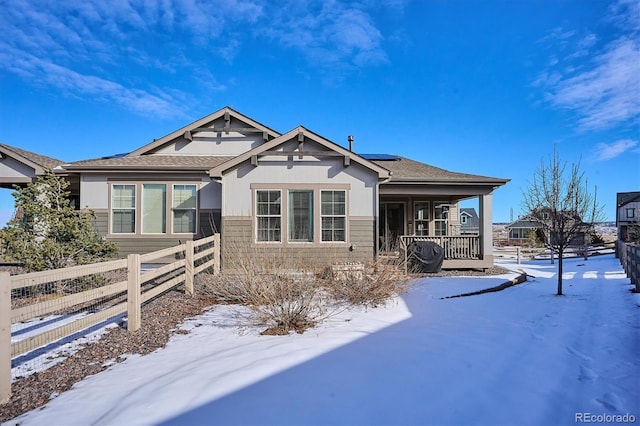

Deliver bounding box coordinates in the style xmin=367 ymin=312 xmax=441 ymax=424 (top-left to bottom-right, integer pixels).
xmin=593 ymin=139 xmax=638 ymax=161
xmin=535 ymin=0 xmax=640 ymax=131
xmin=262 ymin=0 xmax=388 ymax=77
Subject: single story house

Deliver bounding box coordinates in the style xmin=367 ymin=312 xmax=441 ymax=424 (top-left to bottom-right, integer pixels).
xmin=616 ymin=191 xmax=640 ymax=243
xmin=0 ymin=107 xmax=509 ymax=270
xmin=505 ymin=217 xmax=541 ymax=245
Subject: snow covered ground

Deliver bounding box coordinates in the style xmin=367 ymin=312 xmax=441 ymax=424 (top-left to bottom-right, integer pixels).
xmin=5 ymin=254 xmax=639 ymax=426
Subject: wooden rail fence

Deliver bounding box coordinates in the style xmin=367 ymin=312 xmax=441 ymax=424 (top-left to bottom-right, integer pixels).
xmin=1 ymin=234 xmax=220 ymax=404
xmin=616 ymin=240 xmax=639 ymax=292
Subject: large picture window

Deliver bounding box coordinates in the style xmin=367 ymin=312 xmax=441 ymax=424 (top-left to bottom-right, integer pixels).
xmin=289 ymin=190 xmax=313 ymax=242
xmin=256 ymin=190 xmax=282 ymax=242
xmin=142 ymin=184 xmax=167 ymax=234
xmin=112 ymin=184 xmax=136 ymax=233
xmin=321 ymin=190 xmax=345 ymax=242
xmin=173 ymin=184 xmax=197 ymax=233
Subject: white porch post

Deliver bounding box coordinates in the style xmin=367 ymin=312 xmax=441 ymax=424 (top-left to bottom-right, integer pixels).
xmin=479 ymin=193 xmax=493 ymax=260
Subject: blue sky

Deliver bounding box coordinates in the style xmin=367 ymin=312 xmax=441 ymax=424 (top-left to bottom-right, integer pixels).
xmin=1 ymin=0 xmax=638 ymax=225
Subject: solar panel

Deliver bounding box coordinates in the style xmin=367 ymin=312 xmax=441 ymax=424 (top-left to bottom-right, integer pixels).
xmin=360 ymin=154 xmax=400 ymax=161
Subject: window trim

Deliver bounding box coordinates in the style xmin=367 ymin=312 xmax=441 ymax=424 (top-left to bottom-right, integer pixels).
xmin=321 ymin=190 xmax=346 ymax=243
xmin=111 ymin=184 xmax=137 ymax=234
xmin=413 ymin=201 xmax=430 ymax=236
xmin=252 ymin=184 xmax=350 ymax=246
xmin=434 ymin=201 xmax=449 ymax=236
xmin=108 ymin=181 xmax=199 ymax=237
xmin=172 ymin=184 xmax=198 ymax=234
xmin=255 ymin=189 xmax=283 ymax=243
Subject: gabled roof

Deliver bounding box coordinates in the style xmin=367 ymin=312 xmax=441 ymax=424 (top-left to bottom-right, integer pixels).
xmin=617 ymin=191 xmax=640 ymax=208
xmin=371 ymin=156 xmax=509 ymax=186
xmin=460 ymin=207 xmax=478 ymax=218
xmin=209 ymin=126 xmax=392 ymax=179
xmin=128 ymin=106 xmax=282 ymax=156
xmin=0 ymin=143 xmax=64 ymax=173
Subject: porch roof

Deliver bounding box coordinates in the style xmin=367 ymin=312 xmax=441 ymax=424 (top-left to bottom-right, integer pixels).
xmin=372 ymin=156 xmax=509 ymax=186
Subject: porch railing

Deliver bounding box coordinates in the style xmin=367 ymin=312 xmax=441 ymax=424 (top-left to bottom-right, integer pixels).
xmin=400 ymin=235 xmax=481 ymax=260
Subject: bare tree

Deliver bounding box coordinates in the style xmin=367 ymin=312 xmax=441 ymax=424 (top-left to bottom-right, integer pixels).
xmin=522 ymin=148 xmax=604 ymax=296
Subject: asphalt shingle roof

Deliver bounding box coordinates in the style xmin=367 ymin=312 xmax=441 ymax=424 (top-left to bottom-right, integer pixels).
xmin=64 ymin=155 xmax=236 ymax=170
xmin=371 ymin=156 xmax=507 ymax=183
xmin=0 ymin=143 xmax=64 ymax=170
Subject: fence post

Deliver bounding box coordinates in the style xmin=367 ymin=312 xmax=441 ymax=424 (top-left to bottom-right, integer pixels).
xmin=127 ymin=254 xmax=141 ymax=332
xmin=185 ymin=240 xmax=194 ymax=296
xmin=1 ymin=272 xmax=11 ymax=404
xmin=213 ymin=234 xmax=221 ymax=275
xmin=516 ymin=246 xmax=521 ymax=264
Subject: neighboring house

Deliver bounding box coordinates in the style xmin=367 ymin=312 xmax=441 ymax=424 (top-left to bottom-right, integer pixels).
xmin=505 ymin=217 xmax=541 ymax=245
xmin=0 ymin=106 xmax=509 ymax=270
xmin=616 ymin=191 xmax=640 ymax=243
xmin=459 ymin=208 xmax=479 ymax=235
xmin=507 ymin=207 xmax=593 ymax=247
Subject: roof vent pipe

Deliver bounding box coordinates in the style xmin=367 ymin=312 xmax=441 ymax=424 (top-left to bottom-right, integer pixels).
xmin=348 ymin=135 xmax=354 ymax=152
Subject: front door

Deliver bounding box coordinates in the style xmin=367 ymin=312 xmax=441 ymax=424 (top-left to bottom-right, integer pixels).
xmin=379 ymin=202 xmax=405 ymax=252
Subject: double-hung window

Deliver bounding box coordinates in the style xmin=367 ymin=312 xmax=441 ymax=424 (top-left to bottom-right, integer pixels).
xmin=173 ymin=184 xmax=197 ymax=233
xmin=434 ymin=202 xmax=449 ymax=236
xmin=321 ymin=190 xmax=346 ymax=242
xmin=112 ymin=184 xmax=136 ymax=233
xmin=256 ymin=190 xmax=282 ymax=242
xmin=142 ymin=184 xmax=167 ymax=234
xmin=289 ymin=190 xmax=313 ymax=242
xmin=414 ymin=202 xmax=429 ymax=236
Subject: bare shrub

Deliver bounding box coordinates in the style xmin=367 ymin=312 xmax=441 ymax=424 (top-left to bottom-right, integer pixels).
xmin=200 ymin=243 xmax=333 ymax=334
xmin=323 ymin=257 xmax=409 ymax=308
xmin=200 ymin=237 xmax=407 ymax=334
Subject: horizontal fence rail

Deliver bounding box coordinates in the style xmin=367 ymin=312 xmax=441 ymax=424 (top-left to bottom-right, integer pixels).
xmin=493 ymin=242 xmax=616 ymax=263
xmin=1 ymin=233 xmax=220 ymax=404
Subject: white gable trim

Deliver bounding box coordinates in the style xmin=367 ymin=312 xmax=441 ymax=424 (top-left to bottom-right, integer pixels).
xmin=128 ymin=106 xmax=282 ymax=156
xmin=209 ymin=126 xmax=391 ymax=179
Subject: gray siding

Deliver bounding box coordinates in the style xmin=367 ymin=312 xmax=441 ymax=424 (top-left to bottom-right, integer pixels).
xmin=93 ymin=209 xmax=191 ymax=258
xmin=221 ymin=217 xmax=374 ymax=273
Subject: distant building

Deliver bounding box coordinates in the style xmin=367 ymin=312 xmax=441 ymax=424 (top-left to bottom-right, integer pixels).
xmin=459 ymin=208 xmax=479 ymax=235
xmin=616 ymin=191 xmax=640 ymax=243
xmin=505 ymin=218 xmax=541 ymax=245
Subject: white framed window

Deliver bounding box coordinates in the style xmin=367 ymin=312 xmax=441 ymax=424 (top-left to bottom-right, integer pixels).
xmin=111 ymin=184 xmax=136 ymax=234
xmin=289 ymin=190 xmax=313 ymax=242
xmin=414 ymin=202 xmax=429 ymax=236
xmin=173 ymin=184 xmax=197 ymax=233
xmin=142 ymin=184 xmax=167 ymax=234
xmin=461 ymin=215 xmax=468 ymax=224
xmin=256 ymin=190 xmax=282 ymax=242
xmin=321 ymin=190 xmax=346 ymax=242
xmin=626 ymin=208 xmax=635 ymax=219
xmin=434 ymin=202 xmax=449 ymax=236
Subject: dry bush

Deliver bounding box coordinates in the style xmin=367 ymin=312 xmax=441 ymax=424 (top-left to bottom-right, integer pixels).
xmin=200 ymin=244 xmax=333 ymax=334
xmin=199 ymin=239 xmax=407 ymax=334
xmin=322 ymin=257 xmax=409 ymax=308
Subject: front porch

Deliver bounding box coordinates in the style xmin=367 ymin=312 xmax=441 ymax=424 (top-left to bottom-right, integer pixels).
xmin=400 ymin=235 xmax=493 ymax=270
xmin=376 ymin=189 xmax=497 ymax=270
